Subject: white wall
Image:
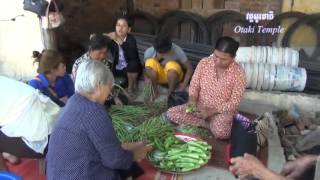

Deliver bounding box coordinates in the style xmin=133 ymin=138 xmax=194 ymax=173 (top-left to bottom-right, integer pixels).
xmin=0 ymin=0 xmax=44 ymax=81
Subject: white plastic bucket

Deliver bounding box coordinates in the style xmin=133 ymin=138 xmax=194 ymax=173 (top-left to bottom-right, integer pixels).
xmin=262 ymin=64 xmax=270 ymax=90
xmin=273 ymin=65 xmax=306 ymax=91
xmin=236 ymin=46 xmax=299 ymax=67
xmin=245 ymin=63 xmax=253 ymax=88
xmin=257 ymin=63 xmax=264 ymax=90
xmin=287 ymin=67 xmax=307 ymax=91
xmin=269 ymin=64 xmax=276 ymax=91
xmin=239 ymin=61 xmax=306 ymax=92
xmin=274 ymin=65 xmax=290 ymax=91
xmin=251 ymin=63 xmax=259 ymax=89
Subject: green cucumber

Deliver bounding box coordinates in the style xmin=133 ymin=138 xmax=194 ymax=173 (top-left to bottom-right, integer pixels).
xmin=175 ymin=162 xmax=195 ymax=168
xmin=187 ymin=141 xmax=208 ymax=151
xmin=179 ymin=153 xmax=200 ymax=159
xmin=176 ymin=158 xmax=202 ymax=164
xmin=187 ymin=146 xmax=206 ymax=154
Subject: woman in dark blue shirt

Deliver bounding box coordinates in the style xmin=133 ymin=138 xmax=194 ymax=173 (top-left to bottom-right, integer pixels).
xmin=28 ymin=50 xmax=74 ymax=107
xmin=47 ymin=60 xmax=150 ymax=180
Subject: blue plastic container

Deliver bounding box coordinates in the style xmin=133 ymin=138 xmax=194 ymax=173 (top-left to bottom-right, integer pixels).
xmin=0 ymin=172 xmax=22 ymax=180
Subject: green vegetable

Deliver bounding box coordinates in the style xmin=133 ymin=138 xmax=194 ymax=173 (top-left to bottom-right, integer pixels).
xmin=187 ymin=146 xmax=206 ymax=154
xmin=167 ymin=148 xmax=186 ymax=155
xmin=166 ymin=154 xmax=181 ymax=161
xmin=187 ymin=141 xmax=209 ymax=151
xmin=148 ymin=135 xmax=212 ymax=173
xmin=178 ymin=153 xmax=200 ymax=159
xmin=181 ymin=167 xmax=196 ymax=172
xmin=130 ymin=117 xmax=174 ymax=144
xmin=177 ymin=125 xmax=211 ymax=138
xmin=185 ymin=104 xmax=196 ymax=113
xmin=176 ymin=163 xmax=195 ymax=168
xmin=143 ymin=83 xmax=155 ymax=104
xmin=176 ymin=158 xmax=202 ymax=164
xmin=111 ymin=116 xmax=135 ymax=142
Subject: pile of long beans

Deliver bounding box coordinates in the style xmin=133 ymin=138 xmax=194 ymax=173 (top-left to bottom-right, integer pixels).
xmin=112 ymin=116 xmax=135 ymax=142
xmin=110 ymin=105 xmax=150 ymax=125
xmin=129 ymin=116 xmax=174 ymax=143
xmin=111 ymin=105 xmax=173 ymax=143
xmin=143 ymin=100 xmax=167 ymax=117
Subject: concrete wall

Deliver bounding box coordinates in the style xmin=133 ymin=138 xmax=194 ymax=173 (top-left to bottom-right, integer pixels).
xmin=242 ymin=90 xmax=320 ymax=113
xmin=0 ymin=0 xmax=43 ymax=81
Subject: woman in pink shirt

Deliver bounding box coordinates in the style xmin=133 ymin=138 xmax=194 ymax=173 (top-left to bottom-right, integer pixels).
xmin=167 ymin=37 xmax=246 ymax=139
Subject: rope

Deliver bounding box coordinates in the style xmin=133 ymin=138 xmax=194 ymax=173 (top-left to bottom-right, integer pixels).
xmin=0 ymin=14 xmax=24 ymax=22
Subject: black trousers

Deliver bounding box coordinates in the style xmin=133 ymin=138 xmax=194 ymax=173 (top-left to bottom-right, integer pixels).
xmin=118 ymin=162 xmax=144 ymax=180
xmin=114 ymin=61 xmax=143 ymax=88
xmin=0 ymin=130 xmax=45 ymax=159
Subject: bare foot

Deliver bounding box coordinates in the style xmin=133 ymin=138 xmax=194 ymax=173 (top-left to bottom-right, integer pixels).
xmin=126 ymin=89 xmax=137 ymax=102
xmin=2 ymin=152 xmax=20 ymax=164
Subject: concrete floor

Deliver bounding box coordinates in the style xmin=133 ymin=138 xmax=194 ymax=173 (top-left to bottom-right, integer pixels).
xmin=183 ymin=166 xmax=236 ymax=180
xmin=134 ymin=80 xmax=320 ymax=113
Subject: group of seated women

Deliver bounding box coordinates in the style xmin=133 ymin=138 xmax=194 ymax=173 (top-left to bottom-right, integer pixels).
xmin=0 ymin=15 xmax=248 ymax=180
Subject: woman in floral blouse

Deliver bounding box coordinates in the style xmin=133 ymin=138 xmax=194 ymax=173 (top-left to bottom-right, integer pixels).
xmin=167 ymin=37 xmax=246 ymax=139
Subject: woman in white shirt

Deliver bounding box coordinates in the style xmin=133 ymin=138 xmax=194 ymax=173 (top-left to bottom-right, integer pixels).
xmin=0 ymin=76 xmax=60 ymax=167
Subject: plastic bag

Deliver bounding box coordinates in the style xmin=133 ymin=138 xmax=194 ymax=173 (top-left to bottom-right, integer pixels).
xmin=167 ymin=91 xmax=188 ymax=108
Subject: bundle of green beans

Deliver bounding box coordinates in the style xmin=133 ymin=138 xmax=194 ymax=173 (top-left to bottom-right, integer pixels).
xmin=112 ymin=116 xmax=135 ymax=142
xmin=149 ymin=135 xmax=212 ymax=172
xmin=110 ymin=101 xmax=169 ymax=142
xmin=143 ymin=100 xmax=167 ymax=117
xmin=143 ymin=83 xmax=155 ymax=104
xmin=176 ymin=125 xmax=211 ymax=138
xmin=110 ymin=105 xmax=150 ymax=125
xmin=130 ymin=116 xmax=174 ymax=142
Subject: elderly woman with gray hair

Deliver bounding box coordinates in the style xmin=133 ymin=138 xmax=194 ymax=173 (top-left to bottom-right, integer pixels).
xmin=47 ymin=60 xmax=151 ymax=180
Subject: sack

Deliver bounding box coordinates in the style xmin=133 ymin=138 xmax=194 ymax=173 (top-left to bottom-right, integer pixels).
xmin=167 ymin=91 xmax=188 ymax=108
xmin=41 ymin=0 xmax=65 ymax=29
xmin=23 ymin=0 xmax=49 ymax=16
xmin=230 ymin=114 xmax=257 ymax=159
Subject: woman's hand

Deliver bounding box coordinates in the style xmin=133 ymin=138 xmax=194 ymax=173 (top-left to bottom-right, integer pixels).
xmin=230 ymin=153 xmax=266 ymax=179
xmin=176 ymin=83 xmax=187 ymax=92
xmin=122 ymin=142 xmax=145 ymax=151
xmin=132 ymin=143 xmax=152 ymax=162
xmin=230 ymin=153 xmax=284 ymax=180
xmin=280 ymin=155 xmax=318 ymax=179
xmin=59 ymin=96 xmax=69 ymax=103
xmin=186 ymin=99 xmax=197 ymax=108
xmin=105 ymin=32 xmax=123 ymax=45
xmin=194 ymin=106 xmax=217 ymax=120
